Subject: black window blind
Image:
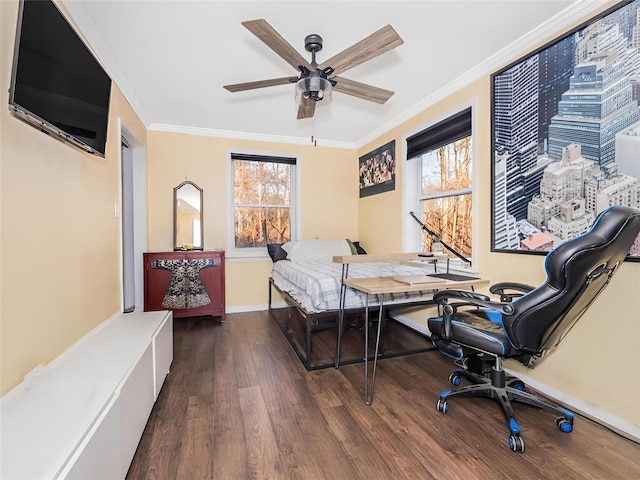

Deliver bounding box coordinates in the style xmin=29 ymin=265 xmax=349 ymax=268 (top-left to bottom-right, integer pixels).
xmin=231 ymin=153 xmax=296 ymax=165
xmin=406 ymin=107 xmax=472 ymax=159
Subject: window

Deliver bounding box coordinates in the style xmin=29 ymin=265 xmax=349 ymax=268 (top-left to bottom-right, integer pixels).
xmin=229 ymin=152 xmax=297 ymax=255
xmin=405 ymin=108 xmax=474 ymax=264
xmin=418 ymin=138 xmax=473 ymax=257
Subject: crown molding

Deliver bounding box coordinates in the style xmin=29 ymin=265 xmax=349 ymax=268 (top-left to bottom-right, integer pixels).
xmin=148 ymin=123 xmax=356 ymax=150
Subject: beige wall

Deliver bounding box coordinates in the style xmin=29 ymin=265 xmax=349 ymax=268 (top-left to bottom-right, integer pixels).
xmin=356 ymin=4 xmax=640 ymax=429
xmin=0 ymin=0 xmax=147 ymax=394
xmin=146 ymin=131 xmax=358 ymax=308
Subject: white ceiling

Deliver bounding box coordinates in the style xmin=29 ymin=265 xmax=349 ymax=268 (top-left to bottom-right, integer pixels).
xmin=60 ymin=0 xmax=606 ymax=148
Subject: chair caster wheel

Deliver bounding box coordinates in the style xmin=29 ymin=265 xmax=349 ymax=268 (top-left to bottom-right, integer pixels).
xmin=436 ymin=398 xmax=449 ymax=414
xmin=556 ymin=417 xmax=573 ymax=433
xmin=511 ymin=381 xmax=525 ymax=391
xmin=508 ymin=435 xmax=525 ymax=452
xmin=448 ymin=373 xmax=461 ymax=386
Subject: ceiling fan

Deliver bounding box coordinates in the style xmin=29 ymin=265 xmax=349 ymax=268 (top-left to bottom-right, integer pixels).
xmin=223 ymin=19 xmax=404 ymax=119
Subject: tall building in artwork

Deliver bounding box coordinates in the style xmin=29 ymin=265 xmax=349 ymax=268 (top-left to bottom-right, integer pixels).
xmin=576 ymin=14 xmax=640 ymax=78
xmin=615 ymin=121 xmax=640 ymax=180
xmin=633 ymin=3 xmax=640 ymax=50
xmin=527 ymin=144 xmax=600 ymax=229
xmin=549 ymin=16 xmax=640 ymax=166
xmin=547 ymin=52 xmax=640 ymax=166
xmin=492 ymin=153 xmax=520 ymax=249
xmin=605 ymin=1 xmax=640 ymax=46
xmin=584 ymin=172 xmax=640 ymax=213
xmin=493 ymin=56 xmax=539 ymax=220
xmin=538 ymin=35 xmax=576 ymax=151
xmin=576 ymin=21 xmax=630 ymax=66
xmin=528 ymin=142 xmax=639 ymax=243
xmin=547 ymin=198 xmax=596 ymax=240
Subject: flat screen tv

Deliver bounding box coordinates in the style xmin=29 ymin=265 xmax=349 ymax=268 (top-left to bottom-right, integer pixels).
xmin=9 ymin=0 xmax=112 ymax=157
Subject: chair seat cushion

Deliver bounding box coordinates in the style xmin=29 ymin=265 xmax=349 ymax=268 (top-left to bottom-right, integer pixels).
xmin=428 ymin=310 xmax=513 ymax=357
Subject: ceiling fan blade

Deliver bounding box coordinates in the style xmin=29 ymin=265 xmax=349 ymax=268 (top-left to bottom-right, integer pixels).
xmin=319 ymin=25 xmax=403 ymax=76
xmin=332 ymin=77 xmax=394 ymax=104
xmin=297 ymin=97 xmax=315 ymax=119
xmin=224 ymin=77 xmax=296 ymax=92
xmin=242 ymin=19 xmax=312 ymax=71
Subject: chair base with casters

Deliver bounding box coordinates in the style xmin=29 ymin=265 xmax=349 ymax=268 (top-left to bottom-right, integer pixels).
xmin=436 ymin=354 xmax=574 ymax=452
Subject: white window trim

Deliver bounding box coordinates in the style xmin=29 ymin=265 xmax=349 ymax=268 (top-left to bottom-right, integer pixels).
xmin=402 ymin=99 xmax=479 ymax=275
xmin=226 ymin=148 xmax=302 ymax=259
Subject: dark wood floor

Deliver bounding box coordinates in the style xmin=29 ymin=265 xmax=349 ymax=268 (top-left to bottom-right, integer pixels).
xmin=127 ymin=311 xmax=640 ymax=480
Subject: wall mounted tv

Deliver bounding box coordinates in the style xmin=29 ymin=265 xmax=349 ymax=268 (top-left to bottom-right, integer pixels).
xmin=9 ymin=0 xmax=112 ymax=157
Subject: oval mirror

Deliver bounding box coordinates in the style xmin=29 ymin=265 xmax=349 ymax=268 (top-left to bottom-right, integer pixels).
xmin=174 ymin=181 xmax=203 ymax=250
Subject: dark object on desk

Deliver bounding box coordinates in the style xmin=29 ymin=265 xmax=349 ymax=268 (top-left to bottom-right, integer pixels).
xmin=427 ymin=273 xmax=478 ymax=282
xmin=427 ymin=205 xmax=640 ymax=452
xmin=393 ymin=274 xmax=444 ymax=285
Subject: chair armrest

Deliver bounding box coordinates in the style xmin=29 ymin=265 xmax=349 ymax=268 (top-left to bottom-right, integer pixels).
xmin=490 ymin=282 xmax=535 ymax=302
xmin=433 ymin=289 xmax=489 ymax=302
xmin=432 ymin=289 xmax=515 ymax=340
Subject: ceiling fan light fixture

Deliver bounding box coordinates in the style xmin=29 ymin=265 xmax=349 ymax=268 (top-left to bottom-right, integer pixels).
xmin=295 ymin=76 xmax=332 ymax=106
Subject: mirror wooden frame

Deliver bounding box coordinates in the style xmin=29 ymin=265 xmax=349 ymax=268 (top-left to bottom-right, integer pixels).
xmin=173 ymin=181 xmax=203 ymax=251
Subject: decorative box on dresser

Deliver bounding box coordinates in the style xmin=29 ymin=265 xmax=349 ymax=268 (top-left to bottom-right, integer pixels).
xmin=144 ymin=250 xmax=226 ymax=320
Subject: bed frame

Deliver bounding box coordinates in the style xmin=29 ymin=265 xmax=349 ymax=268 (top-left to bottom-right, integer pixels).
xmin=268 ymin=277 xmax=437 ymax=370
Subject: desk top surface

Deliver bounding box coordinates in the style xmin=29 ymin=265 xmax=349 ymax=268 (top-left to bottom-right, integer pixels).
xmin=343 ymin=275 xmax=489 ymax=295
xmin=333 ymin=252 xmax=450 ymax=264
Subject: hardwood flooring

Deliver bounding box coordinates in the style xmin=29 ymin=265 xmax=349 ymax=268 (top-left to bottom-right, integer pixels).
xmin=126 ymin=311 xmax=640 ymax=480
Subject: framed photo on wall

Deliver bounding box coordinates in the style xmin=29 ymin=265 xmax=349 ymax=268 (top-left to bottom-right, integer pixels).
xmin=490 ymin=0 xmax=640 ymax=261
xmin=359 ymin=140 xmax=396 ymax=198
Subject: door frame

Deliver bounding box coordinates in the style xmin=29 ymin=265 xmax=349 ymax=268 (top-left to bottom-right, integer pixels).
xmin=118 ymin=119 xmax=147 ymax=312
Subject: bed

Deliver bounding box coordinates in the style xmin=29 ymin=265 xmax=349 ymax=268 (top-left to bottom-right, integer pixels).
xmin=267 ymin=239 xmax=443 ymax=370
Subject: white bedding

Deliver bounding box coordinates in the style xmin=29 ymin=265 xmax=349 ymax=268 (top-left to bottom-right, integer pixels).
xmin=271 ymin=260 xmax=438 ymax=313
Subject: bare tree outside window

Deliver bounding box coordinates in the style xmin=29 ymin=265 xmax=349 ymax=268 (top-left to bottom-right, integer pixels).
xmin=233 ymin=159 xmax=293 ymax=248
xmin=419 ymin=136 xmax=473 ymax=258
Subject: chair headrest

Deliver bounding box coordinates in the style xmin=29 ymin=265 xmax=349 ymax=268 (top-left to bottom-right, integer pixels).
xmin=544 ymin=205 xmax=640 ymax=290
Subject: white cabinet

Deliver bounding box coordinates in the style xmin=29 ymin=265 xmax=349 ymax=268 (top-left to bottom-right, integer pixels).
xmin=0 ymin=311 xmax=172 ymax=479
xmin=120 ymin=343 xmax=155 ymax=472
xmin=154 ymin=315 xmax=173 ymax=400
xmin=64 ymin=393 xmax=123 ymax=479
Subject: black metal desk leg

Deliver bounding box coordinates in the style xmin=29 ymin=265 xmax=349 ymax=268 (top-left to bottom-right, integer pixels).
xmin=335 ymin=264 xmax=349 ymax=368
xmin=363 ymin=293 xmax=369 ymax=402
xmin=366 ymin=294 xmax=385 ymax=405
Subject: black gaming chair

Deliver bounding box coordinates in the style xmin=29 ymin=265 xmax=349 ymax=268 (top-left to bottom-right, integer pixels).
xmin=427 ymin=205 xmax=640 ymax=452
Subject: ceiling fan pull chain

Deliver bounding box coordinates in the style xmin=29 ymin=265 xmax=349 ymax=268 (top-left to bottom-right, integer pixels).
xmin=311 ymin=116 xmax=317 ymax=146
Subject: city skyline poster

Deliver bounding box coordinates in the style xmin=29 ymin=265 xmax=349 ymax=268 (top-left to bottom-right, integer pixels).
xmin=491 ymin=0 xmax=640 ymax=261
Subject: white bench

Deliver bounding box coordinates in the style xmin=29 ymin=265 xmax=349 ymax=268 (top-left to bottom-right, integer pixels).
xmin=1 ymin=310 xmax=173 ymax=479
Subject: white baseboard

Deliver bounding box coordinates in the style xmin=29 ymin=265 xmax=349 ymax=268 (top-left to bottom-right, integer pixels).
xmin=504 ymin=367 xmax=640 ymax=444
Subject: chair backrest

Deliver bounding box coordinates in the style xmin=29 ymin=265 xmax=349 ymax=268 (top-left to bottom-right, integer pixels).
xmin=502 ymin=205 xmax=640 ymax=355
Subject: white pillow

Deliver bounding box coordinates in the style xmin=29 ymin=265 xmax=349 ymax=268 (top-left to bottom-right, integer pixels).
xmin=281 ymin=239 xmax=352 ymax=261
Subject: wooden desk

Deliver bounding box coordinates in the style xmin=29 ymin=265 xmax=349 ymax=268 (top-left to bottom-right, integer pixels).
xmin=343 ymin=276 xmax=486 ymax=295
xmin=342 ymin=275 xmax=489 ymax=405
xmin=333 ymin=252 xmax=450 ymax=265
xmin=332 ymin=252 xmax=451 ymax=369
